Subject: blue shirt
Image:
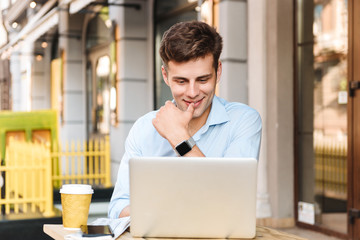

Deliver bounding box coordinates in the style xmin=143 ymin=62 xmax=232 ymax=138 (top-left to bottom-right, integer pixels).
xmin=108 ymin=96 xmax=262 ymax=218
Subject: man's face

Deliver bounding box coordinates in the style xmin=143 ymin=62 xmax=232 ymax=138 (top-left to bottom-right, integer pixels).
xmin=162 ymin=54 xmax=222 ymax=119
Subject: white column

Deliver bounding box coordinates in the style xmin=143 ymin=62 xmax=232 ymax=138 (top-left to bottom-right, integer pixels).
xmin=218 ymin=0 xmax=248 ymax=104
xmin=16 ymin=40 xmax=33 ymax=111
xmin=10 ymin=50 xmax=22 ymax=111
xmin=58 ymin=5 xmax=86 ymax=142
xmin=109 ymin=0 xmax=152 ymax=184
xmin=31 ymin=40 xmax=51 ymax=110
xmin=248 ymin=0 xmax=272 ymax=218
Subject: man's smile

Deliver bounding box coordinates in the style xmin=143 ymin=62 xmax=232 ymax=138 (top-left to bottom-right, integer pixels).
xmin=184 ymin=97 xmax=204 ymax=108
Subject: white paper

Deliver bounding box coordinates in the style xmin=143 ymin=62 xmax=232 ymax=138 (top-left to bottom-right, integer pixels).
xmin=64 ymin=217 xmax=131 ymax=240
xmin=90 ymin=217 xmax=131 ymax=239
xmin=298 ymin=201 xmax=315 ymax=225
xmin=338 ymin=91 xmax=348 ymax=104
xmin=64 ymin=231 xmax=113 ymax=240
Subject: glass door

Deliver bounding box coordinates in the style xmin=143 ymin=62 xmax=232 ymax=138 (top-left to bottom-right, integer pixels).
xmin=94 ymin=55 xmax=111 ymax=134
xmin=86 ymin=49 xmax=111 ymax=139
xmin=296 ymin=0 xmax=348 ymax=237
xmin=85 ymin=12 xmax=115 ymax=140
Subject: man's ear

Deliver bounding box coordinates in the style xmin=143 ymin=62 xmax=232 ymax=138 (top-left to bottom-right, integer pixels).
xmin=216 ymin=61 xmax=222 ymax=84
xmin=161 ymin=65 xmax=169 ymax=86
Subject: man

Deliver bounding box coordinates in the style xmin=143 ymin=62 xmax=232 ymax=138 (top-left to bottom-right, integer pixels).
xmin=108 ymin=21 xmax=262 ymax=219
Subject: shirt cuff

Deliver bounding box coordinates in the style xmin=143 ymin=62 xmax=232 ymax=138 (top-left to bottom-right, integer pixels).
xmin=109 ymin=199 xmax=130 ymax=219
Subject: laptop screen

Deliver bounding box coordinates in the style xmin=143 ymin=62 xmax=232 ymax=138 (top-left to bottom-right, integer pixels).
xmin=129 ymin=157 xmax=257 ymax=239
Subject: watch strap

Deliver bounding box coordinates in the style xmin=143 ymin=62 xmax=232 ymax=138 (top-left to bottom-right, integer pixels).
xmin=186 ymin=137 xmax=196 ymax=148
xmin=174 ymin=137 xmax=196 ymax=156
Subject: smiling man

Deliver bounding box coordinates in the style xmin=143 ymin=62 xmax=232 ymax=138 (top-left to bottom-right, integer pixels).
xmin=108 ymin=21 xmax=262 ymax=219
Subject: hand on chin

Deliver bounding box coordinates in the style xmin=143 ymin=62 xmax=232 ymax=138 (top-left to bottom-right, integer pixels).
xmin=152 ymin=101 xmax=195 ymax=147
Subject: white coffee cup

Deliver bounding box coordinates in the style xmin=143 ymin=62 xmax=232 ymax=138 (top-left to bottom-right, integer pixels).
xmin=60 ymin=184 xmax=94 ymax=229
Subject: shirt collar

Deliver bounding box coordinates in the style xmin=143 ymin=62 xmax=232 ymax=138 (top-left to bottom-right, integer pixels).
xmin=172 ymin=96 xmax=229 ymax=140
xmin=192 ymin=96 xmax=229 ymax=140
xmin=206 ymin=95 xmax=230 ymax=126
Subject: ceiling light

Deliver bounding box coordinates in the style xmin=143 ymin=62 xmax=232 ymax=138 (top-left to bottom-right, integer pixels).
xmin=41 ymin=41 xmax=48 ymax=48
xmin=36 ymin=55 xmax=43 ymax=61
xmin=105 ymin=19 xmax=112 ymax=28
xmin=30 ymin=1 xmax=37 ymax=8
xmin=12 ymin=22 xmax=18 ymax=28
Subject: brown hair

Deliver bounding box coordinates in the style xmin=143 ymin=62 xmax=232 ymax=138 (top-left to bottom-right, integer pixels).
xmin=159 ymin=21 xmax=223 ymax=72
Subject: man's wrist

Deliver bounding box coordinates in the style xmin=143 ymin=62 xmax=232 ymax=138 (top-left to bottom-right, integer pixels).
xmin=167 ymin=131 xmax=191 ymax=148
xmin=174 ymin=137 xmax=196 ymax=156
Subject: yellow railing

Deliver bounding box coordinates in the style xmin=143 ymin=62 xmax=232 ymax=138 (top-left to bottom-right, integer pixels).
xmin=51 ymin=136 xmax=111 ymax=189
xmin=0 ymin=139 xmax=54 ymax=216
xmin=314 ymin=136 xmax=347 ymax=200
xmin=0 ymin=136 xmax=111 ymax=217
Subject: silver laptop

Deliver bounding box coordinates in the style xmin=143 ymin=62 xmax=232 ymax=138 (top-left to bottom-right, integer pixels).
xmin=129 ymin=157 xmax=257 ymax=239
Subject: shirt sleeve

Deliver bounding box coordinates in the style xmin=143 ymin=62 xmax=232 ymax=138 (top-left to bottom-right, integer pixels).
xmin=223 ymin=108 xmax=262 ymax=160
xmin=108 ymin=121 xmax=142 ymax=219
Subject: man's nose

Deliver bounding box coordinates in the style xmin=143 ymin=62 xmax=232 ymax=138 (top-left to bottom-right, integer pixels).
xmin=187 ymin=82 xmax=200 ymax=98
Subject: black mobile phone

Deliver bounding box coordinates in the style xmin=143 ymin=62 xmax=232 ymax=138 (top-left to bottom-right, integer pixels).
xmin=80 ymin=225 xmax=114 ymax=237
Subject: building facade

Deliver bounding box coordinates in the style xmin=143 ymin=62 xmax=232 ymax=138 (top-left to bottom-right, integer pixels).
xmin=2 ymin=0 xmax=357 ymax=238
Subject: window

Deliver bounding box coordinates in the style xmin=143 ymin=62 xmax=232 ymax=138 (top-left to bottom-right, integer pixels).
xmin=296 ymin=0 xmax=348 ymax=234
xmin=154 ymin=0 xmax=198 ymax=109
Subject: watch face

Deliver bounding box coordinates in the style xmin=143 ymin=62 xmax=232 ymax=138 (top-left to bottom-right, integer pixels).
xmin=176 ymin=141 xmax=192 ymax=156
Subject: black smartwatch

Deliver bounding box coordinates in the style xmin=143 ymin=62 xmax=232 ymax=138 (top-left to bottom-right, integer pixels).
xmin=174 ymin=137 xmax=196 ymax=156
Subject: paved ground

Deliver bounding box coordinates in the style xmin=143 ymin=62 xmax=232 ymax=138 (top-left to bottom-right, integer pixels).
xmin=277 ymin=227 xmax=343 ymax=240
xmin=84 ymin=202 xmax=345 ymax=240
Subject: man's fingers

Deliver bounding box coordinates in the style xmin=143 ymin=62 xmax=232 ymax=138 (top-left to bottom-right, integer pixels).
xmin=186 ymin=103 xmax=195 ymax=115
xmin=165 ymin=100 xmax=175 ymax=106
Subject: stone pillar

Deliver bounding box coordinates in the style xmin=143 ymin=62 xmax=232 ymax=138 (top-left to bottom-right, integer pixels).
xmin=218 ymin=0 xmax=248 ymax=104
xmin=109 ymin=0 xmax=152 ymax=184
xmin=31 ymin=41 xmax=51 ymax=110
xmin=248 ymin=0 xmax=272 ymax=219
xmin=12 ymin=40 xmax=33 ymax=111
xmin=9 ymin=49 xmax=23 ymax=111
xmin=58 ymin=5 xmax=86 ymax=142
xmin=265 ymin=0 xmax=295 ymax=226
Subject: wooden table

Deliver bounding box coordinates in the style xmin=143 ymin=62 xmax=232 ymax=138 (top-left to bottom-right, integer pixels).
xmin=43 ymin=224 xmax=307 ymax=240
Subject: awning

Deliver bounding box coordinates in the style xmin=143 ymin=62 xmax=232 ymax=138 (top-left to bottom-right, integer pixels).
xmin=69 ymin=0 xmax=96 ymax=14
xmin=25 ymin=9 xmax=59 ymax=43
xmin=0 ymin=0 xmax=57 ymax=58
xmin=4 ymin=0 xmax=32 ymax=26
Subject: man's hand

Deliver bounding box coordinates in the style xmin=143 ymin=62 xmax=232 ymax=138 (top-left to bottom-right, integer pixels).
xmin=119 ymin=205 xmax=130 ymax=218
xmin=152 ymin=101 xmax=194 ymax=148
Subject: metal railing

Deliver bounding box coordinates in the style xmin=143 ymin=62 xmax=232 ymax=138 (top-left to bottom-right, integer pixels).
xmin=314 ymin=136 xmax=347 ymax=200
xmin=0 ymin=136 xmax=111 ymax=216
xmin=0 ymin=139 xmax=54 ymax=216
xmin=51 ymin=136 xmax=111 ymax=189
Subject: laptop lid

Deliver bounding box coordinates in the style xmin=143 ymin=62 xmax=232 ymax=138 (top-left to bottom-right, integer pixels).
xmin=129 ymin=157 xmax=257 ymax=239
